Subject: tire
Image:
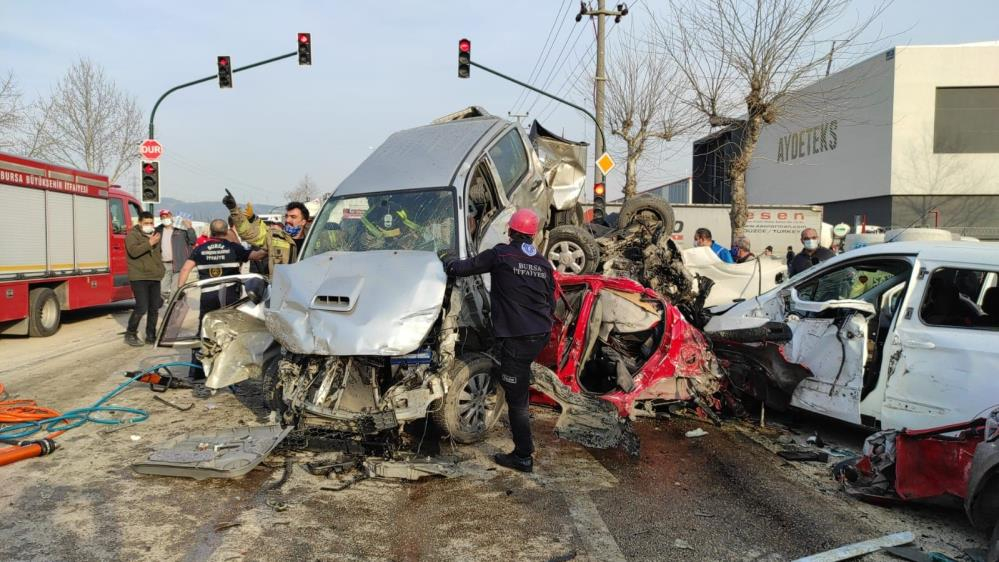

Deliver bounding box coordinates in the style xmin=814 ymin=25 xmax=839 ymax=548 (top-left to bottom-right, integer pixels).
xmin=28 ymin=287 xmax=60 ymax=337
xmin=431 ymin=353 xmax=505 ymax=444
xmin=618 ymin=195 xmax=675 ymax=234
xmin=545 ymin=224 xmax=600 ymax=274
xmin=988 ymin=518 xmax=999 ymax=562
xmin=261 ymin=355 xmax=289 ymax=423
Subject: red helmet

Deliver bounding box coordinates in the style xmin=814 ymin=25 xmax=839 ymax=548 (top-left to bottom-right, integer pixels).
xmin=508 ymin=208 xmax=539 ymax=236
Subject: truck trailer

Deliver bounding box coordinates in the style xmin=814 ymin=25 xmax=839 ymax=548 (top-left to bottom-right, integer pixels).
xmin=0 ymin=152 xmax=144 ymax=337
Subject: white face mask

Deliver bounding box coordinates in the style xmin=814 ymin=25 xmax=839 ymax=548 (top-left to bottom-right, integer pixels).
xmin=142 ymin=225 xmax=155 ymax=235
xmin=803 ymin=239 xmax=819 ymax=251
xmin=162 ymin=218 xmax=173 ymax=226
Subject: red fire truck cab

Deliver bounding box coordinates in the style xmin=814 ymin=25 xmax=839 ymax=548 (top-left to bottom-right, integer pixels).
xmin=0 ymin=152 xmax=143 ymax=337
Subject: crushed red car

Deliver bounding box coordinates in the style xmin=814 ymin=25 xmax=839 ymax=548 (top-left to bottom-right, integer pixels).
xmin=527 ymin=273 xmax=725 ymax=454
xmin=834 ymin=408 xmax=999 ymax=559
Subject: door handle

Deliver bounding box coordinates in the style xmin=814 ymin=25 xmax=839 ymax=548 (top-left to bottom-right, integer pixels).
xmin=902 ymin=339 xmax=935 ymax=349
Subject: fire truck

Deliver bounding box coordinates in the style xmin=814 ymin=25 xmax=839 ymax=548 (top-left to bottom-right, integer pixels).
xmin=0 ymin=152 xmax=144 ymax=337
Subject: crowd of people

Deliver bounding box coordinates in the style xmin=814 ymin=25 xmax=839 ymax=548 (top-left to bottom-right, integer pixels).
xmin=122 ymin=197 xmax=313 ymax=375
xmin=692 ymin=225 xmax=836 ymax=276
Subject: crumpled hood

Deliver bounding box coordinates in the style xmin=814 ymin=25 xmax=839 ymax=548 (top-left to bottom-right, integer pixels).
xmin=265 ymin=250 xmax=447 ymax=356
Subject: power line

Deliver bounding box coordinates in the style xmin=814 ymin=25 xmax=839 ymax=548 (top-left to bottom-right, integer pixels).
xmin=510 ymin=0 xmax=570 ymax=112
xmin=525 ymin=22 xmax=591 ymax=115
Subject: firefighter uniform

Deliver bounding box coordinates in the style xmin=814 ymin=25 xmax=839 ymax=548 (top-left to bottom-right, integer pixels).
xmin=446 ymin=237 xmax=555 ymax=469
xmin=229 ymin=206 xmax=298 ymax=275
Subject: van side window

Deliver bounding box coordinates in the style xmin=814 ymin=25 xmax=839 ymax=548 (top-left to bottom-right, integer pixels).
xmin=487 ymin=129 xmax=529 ymax=197
xmin=920 ymin=267 xmax=998 ymax=330
xmin=127 ymin=201 xmax=143 ymax=227
xmin=796 ymin=259 xmax=911 ymax=303
xmin=109 ymin=199 xmax=126 ymax=234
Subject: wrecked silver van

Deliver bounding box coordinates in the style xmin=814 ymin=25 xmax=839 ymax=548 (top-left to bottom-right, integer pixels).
xmin=159 ymin=108 xmax=596 ymax=446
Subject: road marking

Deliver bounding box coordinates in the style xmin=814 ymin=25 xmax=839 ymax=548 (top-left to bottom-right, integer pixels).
xmin=565 ymin=491 xmax=627 ymax=562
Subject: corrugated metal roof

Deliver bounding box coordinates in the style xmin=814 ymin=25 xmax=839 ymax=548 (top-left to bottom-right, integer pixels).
xmin=333 ymin=117 xmax=506 ymax=197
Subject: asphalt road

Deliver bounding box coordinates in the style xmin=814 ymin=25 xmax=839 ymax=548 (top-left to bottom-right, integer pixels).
xmin=0 ymin=309 xmax=985 ymax=561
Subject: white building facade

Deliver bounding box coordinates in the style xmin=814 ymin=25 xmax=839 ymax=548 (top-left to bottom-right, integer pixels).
xmin=745 ymin=42 xmax=999 ymax=239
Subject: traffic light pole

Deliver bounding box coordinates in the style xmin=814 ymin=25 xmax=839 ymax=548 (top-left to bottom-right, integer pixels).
xmin=469 ymin=60 xmax=606 ymax=185
xmin=143 ymin=50 xmax=297 ymax=212
xmin=147 ymin=51 xmax=297 ymax=139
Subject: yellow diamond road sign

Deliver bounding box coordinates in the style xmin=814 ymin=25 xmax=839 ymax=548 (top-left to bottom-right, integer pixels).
xmin=596 ymin=152 xmax=615 ymax=176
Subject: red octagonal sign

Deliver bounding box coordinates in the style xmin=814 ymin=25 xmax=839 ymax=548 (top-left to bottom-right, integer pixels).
xmin=139 ymin=139 xmax=163 ymax=162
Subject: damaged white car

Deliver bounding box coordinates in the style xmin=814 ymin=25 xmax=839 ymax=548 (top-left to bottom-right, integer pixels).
xmin=704 ymin=241 xmax=999 ymax=431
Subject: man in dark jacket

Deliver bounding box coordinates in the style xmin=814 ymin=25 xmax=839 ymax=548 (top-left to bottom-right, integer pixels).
xmin=444 ymin=209 xmax=555 ymax=473
xmin=789 ymin=227 xmax=836 ymax=277
xmin=155 ymin=209 xmax=196 ymax=300
xmin=125 ymin=212 xmax=166 ymax=347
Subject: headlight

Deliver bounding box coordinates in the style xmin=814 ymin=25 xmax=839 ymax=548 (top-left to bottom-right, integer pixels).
xmin=985 ymin=408 xmax=999 ymax=442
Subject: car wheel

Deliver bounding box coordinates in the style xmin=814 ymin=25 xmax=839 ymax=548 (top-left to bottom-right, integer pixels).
xmin=432 ymin=353 xmax=504 ymax=444
xmin=618 ymin=195 xmax=676 ymax=234
xmin=545 ymin=224 xmax=600 ymax=274
xmin=28 ymin=287 xmax=60 ymax=337
xmin=261 ymin=356 xmax=290 ymax=423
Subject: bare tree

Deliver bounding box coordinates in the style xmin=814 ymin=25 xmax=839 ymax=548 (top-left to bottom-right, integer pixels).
xmin=284 ymin=174 xmax=320 ymax=202
xmin=0 ymin=71 xmax=23 ymax=151
xmin=604 ymin=35 xmax=697 ymax=199
xmin=30 ymin=59 xmax=144 ymax=183
xmin=659 ymin=0 xmax=886 ymax=239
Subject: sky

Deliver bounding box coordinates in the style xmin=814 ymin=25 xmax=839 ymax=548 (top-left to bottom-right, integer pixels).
xmin=2 ymin=0 xmax=998 ymax=204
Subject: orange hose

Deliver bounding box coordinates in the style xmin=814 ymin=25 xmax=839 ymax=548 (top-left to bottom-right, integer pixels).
xmin=0 ymin=382 xmax=62 ymax=424
xmin=0 ymin=382 xmax=65 ymax=466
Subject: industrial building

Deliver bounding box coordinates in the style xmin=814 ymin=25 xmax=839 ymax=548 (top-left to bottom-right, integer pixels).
xmin=691 ymin=42 xmax=999 ymax=238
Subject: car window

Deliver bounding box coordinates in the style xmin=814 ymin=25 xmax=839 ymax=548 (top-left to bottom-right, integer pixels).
xmin=127 ymin=201 xmax=142 ymax=227
xmin=920 ymin=267 xmax=999 ymax=330
xmin=109 ymin=198 xmax=126 ymax=234
xmin=487 ymin=129 xmax=529 ymax=197
xmin=796 ymin=259 xmax=911 ymax=303
xmin=303 ymin=188 xmax=457 ymax=258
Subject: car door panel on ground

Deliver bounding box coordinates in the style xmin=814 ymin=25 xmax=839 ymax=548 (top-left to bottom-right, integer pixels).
xmin=880 ymin=262 xmax=999 ymax=430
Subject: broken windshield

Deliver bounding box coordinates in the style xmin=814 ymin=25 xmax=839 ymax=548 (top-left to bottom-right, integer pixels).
xmin=302 ymin=188 xmax=458 ymax=258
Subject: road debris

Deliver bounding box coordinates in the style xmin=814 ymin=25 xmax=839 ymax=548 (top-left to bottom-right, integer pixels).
xmin=214 ymin=522 xmax=242 ymax=532
xmin=791 ymin=531 xmax=915 ymax=562
xmin=265 ymin=499 xmax=289 ymax=512
xmin=153 ymin=395 xmax=194 ymax=412
xmin=673 ymin=539 xmax=694 ymax=550
xmin=685 ymin=428 xmax=708 ymax=438
xmin=132 ymin=425 xmax=291 ymax=480
xmin=778 ymin=450 xmax=829 ymax=462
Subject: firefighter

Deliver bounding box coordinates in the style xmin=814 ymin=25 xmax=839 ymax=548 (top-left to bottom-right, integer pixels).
xmin=223 ymin=192 xmax=299 ymax=276
xmin=443 ymin=209 xmax=555 ymax=473
xmin=359 ymin=198 xmax=424 ymax=250
xmin=176 ymin=219 xmax=266 ymax=380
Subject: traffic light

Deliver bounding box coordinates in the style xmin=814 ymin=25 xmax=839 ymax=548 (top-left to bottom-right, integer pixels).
xmin=141 ymin=162 xmax=160 ymax=204
xmin=593 ymin=182 xmax=606 ymax=221
xmin=298 ymin=33 xmax=312 ymax=65
xmin=458 ymin=38 xmax=471 ymax=78
xmin=217 ymin=56 xmax=232 ymax=88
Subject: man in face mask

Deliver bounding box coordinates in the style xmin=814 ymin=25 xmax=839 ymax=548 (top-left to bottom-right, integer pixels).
xmin=789 ymin=227 xmax=836 ymax=276
xmin=155 ymin=210 xmax=196 ymax=301
xmin=124 ymin=212 xmax=166 ymax=347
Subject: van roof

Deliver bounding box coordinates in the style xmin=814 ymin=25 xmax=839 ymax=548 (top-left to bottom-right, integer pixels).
xmin=332 ymin=116 xmax=507 ymax=198
xmin=834 ymin=240 xmax=999 ymax=266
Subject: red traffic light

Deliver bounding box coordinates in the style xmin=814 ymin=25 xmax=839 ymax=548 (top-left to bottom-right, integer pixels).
xmin=299 ymin=33 xmax=310 ymax=44
xmin=594 ymin=183 xmax=606 ymax=197
xmin=459 ymin=38 xmax=470 ymax=53
xmin=143 ymin=164 xmax=155 ymax=174
xmin=218 ymin=57 xmax=229 ymax=66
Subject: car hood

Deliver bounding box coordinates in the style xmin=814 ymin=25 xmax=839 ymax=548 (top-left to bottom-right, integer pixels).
xmin=265 ymin=250 xmax=448 ymax=356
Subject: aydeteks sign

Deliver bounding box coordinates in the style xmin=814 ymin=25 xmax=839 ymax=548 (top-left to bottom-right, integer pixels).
xmin=777 ymin=120 xmax=838 ymax=163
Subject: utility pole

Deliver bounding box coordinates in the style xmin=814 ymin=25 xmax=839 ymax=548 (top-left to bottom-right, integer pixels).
xmin=825 ymin=40 xmax=837 ymax=76
xmin=577 ymin=2 xmax=628 ymax=186
xmin=508 ymin=111 xmax=529 ymax=127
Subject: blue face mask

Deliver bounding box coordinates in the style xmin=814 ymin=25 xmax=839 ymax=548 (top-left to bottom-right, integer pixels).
xmin=284 ymin=224 xmax=302 ymax=236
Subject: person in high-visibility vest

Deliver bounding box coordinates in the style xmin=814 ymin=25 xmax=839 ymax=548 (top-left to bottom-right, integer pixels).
xmin=358 ymin=199 xmax=425 ymax=250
